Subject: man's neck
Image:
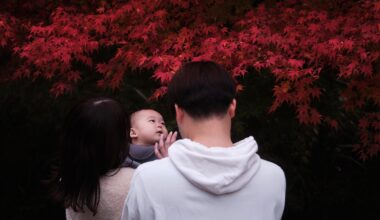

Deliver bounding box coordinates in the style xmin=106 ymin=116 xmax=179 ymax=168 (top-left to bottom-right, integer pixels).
xmin=182 ymin=115 xmax=233 ymax=148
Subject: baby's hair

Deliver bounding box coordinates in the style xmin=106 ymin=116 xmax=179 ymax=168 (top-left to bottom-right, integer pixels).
xmin=129 ymin=109 xmax=160 ymax=127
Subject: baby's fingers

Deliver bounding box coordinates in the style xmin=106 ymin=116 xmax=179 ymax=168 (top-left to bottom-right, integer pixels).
xmin=154 ymin=142 xmax=163 ymax=159
xmin=170 ymin=131 xmax=178 ymax=144
xmin=165 ymin=131 xmax=177 ymax=145
xmin=165 ymin=131 xmax=173 ymax=145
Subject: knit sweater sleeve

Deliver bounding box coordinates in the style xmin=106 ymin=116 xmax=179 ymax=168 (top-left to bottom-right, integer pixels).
xmin=121 ymin=171 xmax=156 ymax=220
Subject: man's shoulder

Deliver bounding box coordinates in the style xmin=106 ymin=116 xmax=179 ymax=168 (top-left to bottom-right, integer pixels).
xmin=260 ymin=158 xmax=283 ymax=170
xmin=135 ymin=158 xmax=174 ymax=177
xmin=131 ymin=158 xmax=184 ymax=195
xmin=258 ymin=158 xmax=286 ymax=181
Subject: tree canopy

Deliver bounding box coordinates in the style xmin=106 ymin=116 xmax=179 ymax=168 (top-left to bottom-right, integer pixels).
xmin=0 ymin=0 xmax=379 ymax=159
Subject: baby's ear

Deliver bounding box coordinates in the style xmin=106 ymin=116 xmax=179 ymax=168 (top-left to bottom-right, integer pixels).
xmin=130 ymin=128 xmax=138 ymax=138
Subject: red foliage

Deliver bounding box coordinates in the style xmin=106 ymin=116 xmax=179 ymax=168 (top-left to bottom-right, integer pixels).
xmin=0 ymin=14 xmax=15 ymax=47
xmin=0 ymin=0 xmax=379 ymax=158
xmin=356 ymin=113 xmax=380 ymax=160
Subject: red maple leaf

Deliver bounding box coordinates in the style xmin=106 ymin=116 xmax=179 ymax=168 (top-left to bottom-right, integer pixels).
xmin=297 ymin=105 xmax=309 ymax=124
xmin=288 ymin=59 xmax=304 ymax=69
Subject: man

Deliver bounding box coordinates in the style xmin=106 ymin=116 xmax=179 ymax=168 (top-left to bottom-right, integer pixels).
xmin=122 ymin=61 xmax=286 ymax=220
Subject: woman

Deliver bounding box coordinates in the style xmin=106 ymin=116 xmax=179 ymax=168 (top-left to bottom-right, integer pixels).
xmin=53 ymin=97 xmax=134 ymax=220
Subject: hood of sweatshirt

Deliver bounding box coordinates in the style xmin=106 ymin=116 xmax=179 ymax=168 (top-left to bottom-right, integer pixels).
xmin=168 ymin=136 xmax=261 ymax=195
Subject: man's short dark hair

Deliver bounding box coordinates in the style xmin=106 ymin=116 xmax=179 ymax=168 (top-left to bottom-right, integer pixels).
xmin=167 ymin=61 xmax=236 ymax=119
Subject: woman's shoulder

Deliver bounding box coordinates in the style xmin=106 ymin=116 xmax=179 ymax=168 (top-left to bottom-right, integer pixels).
xmin=117 ymin=167 xmax=135 ymax=176
xmin=100 ymin=168 xmax=134 ymax=190
xmin=66 ymin=168 xmax=135 ymax=220
xmin=104 ymin=167 xmax=134 ymax=181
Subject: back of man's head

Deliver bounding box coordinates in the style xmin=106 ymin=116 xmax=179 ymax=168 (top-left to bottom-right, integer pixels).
xmin=167 ymin=61 xmax=236 ymax=119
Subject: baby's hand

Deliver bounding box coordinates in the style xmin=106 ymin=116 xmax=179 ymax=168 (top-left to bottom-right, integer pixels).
xmin=154 ymin=131 xmax=178 ymax=159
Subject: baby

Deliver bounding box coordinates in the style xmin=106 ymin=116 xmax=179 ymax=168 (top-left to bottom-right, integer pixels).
xmin=128 ymin=109 xmax=176 ymax=164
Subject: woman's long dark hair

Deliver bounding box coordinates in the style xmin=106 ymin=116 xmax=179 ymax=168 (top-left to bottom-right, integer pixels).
xmin=53 ymin=97 xmax=130 ymax=215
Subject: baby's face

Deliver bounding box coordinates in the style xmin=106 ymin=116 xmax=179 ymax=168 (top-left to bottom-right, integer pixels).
xmin=130 ymin=110 xmax=168 ymax=145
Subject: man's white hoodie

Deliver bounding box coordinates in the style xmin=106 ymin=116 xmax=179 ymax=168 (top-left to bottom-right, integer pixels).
xmin=122 ymin=136 xmax=286 ymax=220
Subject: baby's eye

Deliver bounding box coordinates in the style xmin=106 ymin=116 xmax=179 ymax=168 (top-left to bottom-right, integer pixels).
xmin=161 ymin=121 xmax=166 ymax=125
xmin=149 ymin=119 xmax=155 ymax=123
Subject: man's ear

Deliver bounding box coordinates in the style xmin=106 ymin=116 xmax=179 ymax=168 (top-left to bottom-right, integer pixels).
xmin=175 ymin=104 xmax=184 ymax=124
xmin=130 ymin=128 xmax=138 ymax=138
xmin=228 ymin=99 xmax=237 ymax=118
